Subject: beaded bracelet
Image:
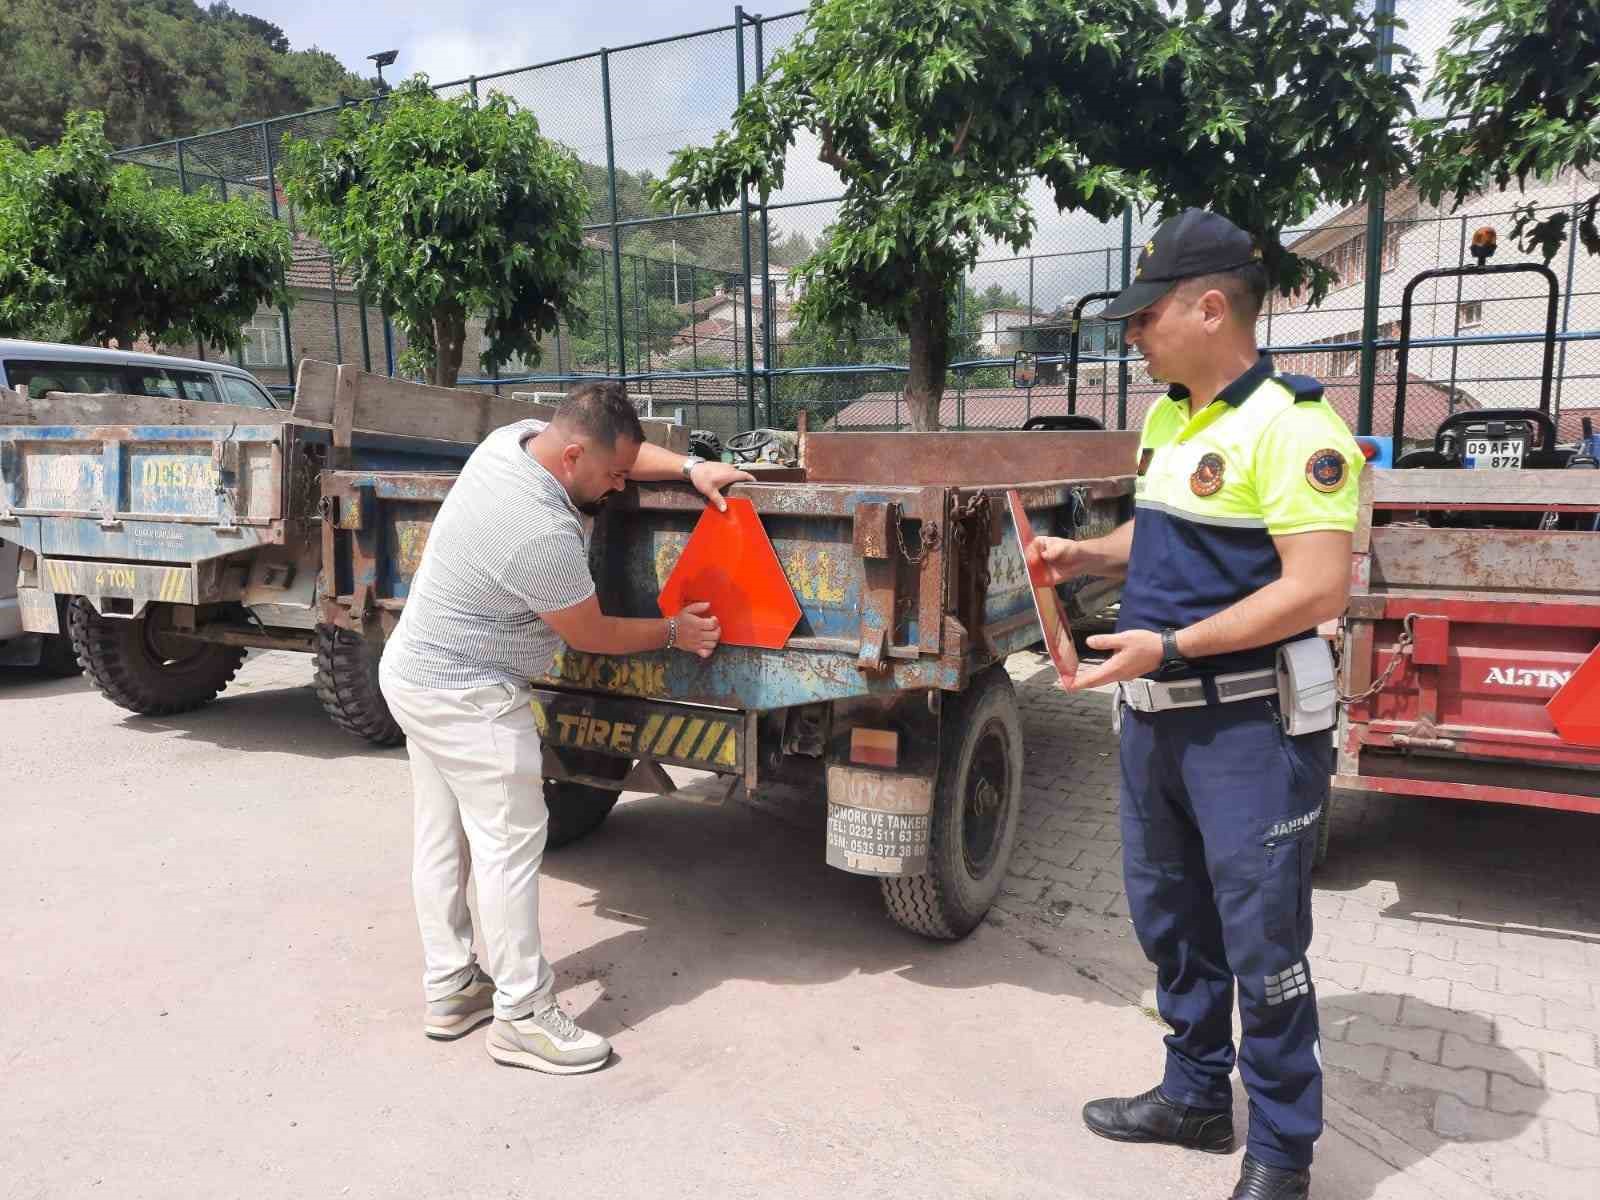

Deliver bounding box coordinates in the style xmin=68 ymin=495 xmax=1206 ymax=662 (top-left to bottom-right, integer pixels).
xmin=665 ymin=616 xmax=678 ymax=651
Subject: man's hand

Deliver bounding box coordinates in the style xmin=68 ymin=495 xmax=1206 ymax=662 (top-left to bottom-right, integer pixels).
xmin=1068 ymin=629 xmax=1163 ymax=691
xmin=689 ymin=461 xmax=755 ymax=512
xmin=673 ymin=600 xmax=721 ymax=658
xmin=1025 ymin=535 xmax=1088 ymax=586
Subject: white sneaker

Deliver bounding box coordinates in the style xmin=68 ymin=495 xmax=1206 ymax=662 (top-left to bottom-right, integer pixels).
xmin=423 ymin=967 xmax=495 ymax=1041
xmin=485 ymin=1000 xmax=611 ymax=1075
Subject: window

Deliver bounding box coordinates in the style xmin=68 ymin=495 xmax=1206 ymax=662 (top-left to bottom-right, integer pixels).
xmin=241 ymin=311 xmax=287 ymax=367
xmin=2 ymin=360 xmax=127 ymax=396
xmin=1458 ymin=301 xmax=1483 ymax=329
xmin=221 ymin=375 xmax=278 ymax=409
xmin=1383 ymin=206 xmax=1416 ymax=271
xmin=132 ymin=368 xmax=222 ymax=404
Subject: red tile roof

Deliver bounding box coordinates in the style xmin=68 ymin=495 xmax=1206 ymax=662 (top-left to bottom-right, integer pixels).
xmin=828 ymin=374 xmax=1472 ymax=439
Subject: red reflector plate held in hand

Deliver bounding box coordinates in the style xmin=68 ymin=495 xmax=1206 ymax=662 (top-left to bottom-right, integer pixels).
xmin=657 ymin=496 xmax=803 ymax=651
xmin=1006 ymin=489 xmax=1079 ymax=688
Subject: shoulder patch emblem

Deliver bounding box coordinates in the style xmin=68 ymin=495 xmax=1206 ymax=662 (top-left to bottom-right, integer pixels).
xmin=1190 ymin=452 xmax=1226 ymax=497
xmin=1137 ymin=447 xmax=1154 ymax=477
xmin=1306 ymin=448 xmax=1347 ymax=493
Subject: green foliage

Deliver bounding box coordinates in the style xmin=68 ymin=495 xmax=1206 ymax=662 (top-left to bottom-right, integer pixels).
xmin=770 ymin=275 xmax=1004 ymax=427
xmin=1414 ymin=0 xmax=1600 ymax=261
xmin=0 ymin=111 xmax=290 ymax=349
xmin=655 ymin=0 xmax=1415 ymax=429
xmin=280 ymin=77 xmax=589 ymax=387
xmin=0 ymin=0 xmax=375 ymax=149
xmin=558 ymin=250 xmax=695 ymax=375
xmin=1132 ymin=0 xmax=1418 ymax=304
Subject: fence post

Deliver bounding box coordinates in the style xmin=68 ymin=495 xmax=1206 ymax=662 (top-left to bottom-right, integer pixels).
xmin=755 ymin=15 xmax=775 ymax=425
xmin=329 ymin=259 xmax=343 ymax=363
xmin=1448 ymin=214 xmax=1466 ymax=409
xmin=1557 ymin=199 xmax=1580 ymax=413
xmin=956 ymin=277 xmax=966 ymax=430
xmin=600 ymin=49 xmax=629 ymax=381
xmin=357 ymin=290 xmax=374 ymax=371
xmin=176 ymin=141 xmax=189 ymax=194
xmin=600 ymin=250 xmax=613 ymax=374
xmin=262 ymin=121 xmax=296 ymax=388
xmin=735 ymin=7 xmax=758 ymax=432
xmin=1356 ymin=0 xmax=1397 ymax=437
xmin=1117 ymin=207 xmax=1131 ymax=430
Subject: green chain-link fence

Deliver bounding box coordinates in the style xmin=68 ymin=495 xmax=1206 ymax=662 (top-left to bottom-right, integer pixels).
xmin=111 ymin=2 xmax=1600 ymax=446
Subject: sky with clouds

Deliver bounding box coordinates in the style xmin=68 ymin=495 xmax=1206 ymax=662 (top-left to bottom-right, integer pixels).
xmin=235 ymin=0 xmax=1470 ymax=312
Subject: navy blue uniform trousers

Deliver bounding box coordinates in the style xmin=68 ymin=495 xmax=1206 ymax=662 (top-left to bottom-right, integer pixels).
xmin=1118 ymin=695 xmax=1328 ymax=1170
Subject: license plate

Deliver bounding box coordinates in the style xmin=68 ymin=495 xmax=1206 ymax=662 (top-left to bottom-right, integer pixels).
xmin=1464 ymin=437 xmax=1524 ymax=469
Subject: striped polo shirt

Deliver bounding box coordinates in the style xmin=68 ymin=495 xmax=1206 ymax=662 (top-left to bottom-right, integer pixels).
xmin=381 ymin=418 xmax=596 ymax=690
xmin=1116 ymin=354 xmax=1362 ymax=679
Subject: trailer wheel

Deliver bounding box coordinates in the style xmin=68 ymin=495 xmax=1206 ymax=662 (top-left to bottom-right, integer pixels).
xmin=1313 ymin=793 xmax=1334 ymax=869
xmin=315 ymin=625 xmax=403 ymax=746
xmin=38 ymin=632 xmax=83 ymax=677
xmin=39 ymin=599 xmax=82 ymax=677
xmin=881 ymin=666 xmax=1023 ymax=939
xmin=69 ymin=598 xmax=244 ymax=715
xmin=545 ymin=752 xmax=631 ymax=849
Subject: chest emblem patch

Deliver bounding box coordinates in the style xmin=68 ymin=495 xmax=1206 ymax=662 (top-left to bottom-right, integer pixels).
xmin=1306 ymin=448 xmax=1347 ymax=493
xmin=1190 ymin=452 xmax=1226 ymax=497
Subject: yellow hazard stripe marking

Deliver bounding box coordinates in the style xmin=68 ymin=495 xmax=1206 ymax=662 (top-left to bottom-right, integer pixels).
xmin=674 ymin=719 xmax=707 ymax=758
xmin=654 ymin=716 xmax=685 ymax=755
xmin=696 ymin=722 xmax=725 ymax=758
xmin=639 ymin=714 xmax=663 ymax=750
xmin=533 ymin=705 xmax=737 ymax=767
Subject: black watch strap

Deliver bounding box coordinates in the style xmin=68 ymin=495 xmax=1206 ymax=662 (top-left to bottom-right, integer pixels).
xmin=1160 ymin=627 xmax=1185 ymax=666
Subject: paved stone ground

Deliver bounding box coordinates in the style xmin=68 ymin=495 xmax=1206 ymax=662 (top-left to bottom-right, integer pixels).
xmin=994 ymin=655 xmax=1600 ymax=1200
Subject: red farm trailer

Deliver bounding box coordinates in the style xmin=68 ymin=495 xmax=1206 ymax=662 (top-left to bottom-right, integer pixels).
xmin=1329 ymin=243 xmax=1600 ymax=856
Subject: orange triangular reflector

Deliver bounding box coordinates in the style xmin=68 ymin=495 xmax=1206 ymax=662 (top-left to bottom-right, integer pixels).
xmin=657 ymin=497 xmax=802 ymax=650
xmin=1547 ymin=642 xmax=1600 ymax=747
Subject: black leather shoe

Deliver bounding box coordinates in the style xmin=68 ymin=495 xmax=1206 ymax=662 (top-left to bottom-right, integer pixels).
xmin=1230 ymin=1154 xmax=1310 ymax=1199
xmin=1081 ymin=1085 xmax=1233 ymax=1153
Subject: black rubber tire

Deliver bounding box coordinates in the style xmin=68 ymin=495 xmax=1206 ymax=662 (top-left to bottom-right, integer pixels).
xmin=545 ymin=751 xmax=631 ymax=849
xmin=69 ymin=598 xmax=243 ymax=715
xmin=881 ymin=666 xmax=1024 ymax=939
xmin=1313 ymin=792 xmax=1334 ymax=869
xmin=38 ymin=598 xmax=82 ymax=677
xmin=37 ymin=634 xmax=82 ymax=677
xmin=314 ymin=625 xmax=404 ymax=746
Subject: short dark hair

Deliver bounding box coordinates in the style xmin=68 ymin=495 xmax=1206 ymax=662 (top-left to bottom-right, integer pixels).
xmin=554 ymin=380 xmax=645 ymax=448
xmin=1182 ymin=261 xmax=1269 ymax=324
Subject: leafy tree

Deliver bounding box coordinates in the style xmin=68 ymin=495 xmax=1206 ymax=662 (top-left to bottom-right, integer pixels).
xmin=656 ymin=0 xmax=1415 ymax=430
xmin=0 ymin=0 xmax=375 ymax=150
xmin=1414 ymin=0 xmax=1600 ymax=262
xmin=971 ymin=284 xmax=1027 ymax=314
xmin=280 ymin=77 xmax=589 ymax=388
xmin=0 ymin=111 xmax=290 ymax=350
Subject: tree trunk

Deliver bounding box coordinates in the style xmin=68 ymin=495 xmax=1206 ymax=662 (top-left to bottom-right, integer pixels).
xmin=429 ymin=304 xmax=467 ymax=389
xmin=904 ymin=270 xmax=950 ymax=432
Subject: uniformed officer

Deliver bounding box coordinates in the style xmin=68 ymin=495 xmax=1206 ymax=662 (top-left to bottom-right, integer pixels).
xmin=1027 ymin=209 xmax=1361 ymax=1200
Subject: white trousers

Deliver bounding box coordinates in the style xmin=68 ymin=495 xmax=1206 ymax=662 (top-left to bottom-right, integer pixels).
xmin=378 ymin=663 xmax=553 ymax=1020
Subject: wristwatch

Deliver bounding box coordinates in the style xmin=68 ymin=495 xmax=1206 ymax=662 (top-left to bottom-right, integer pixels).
xmin=1160 ymin=627 xmax=1187 ymax=670
xmin=680 ymin=454 xmax=707 ymax=481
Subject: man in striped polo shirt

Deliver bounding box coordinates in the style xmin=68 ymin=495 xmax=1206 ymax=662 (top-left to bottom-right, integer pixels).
xmin=379 ymin=381 xmax=751 ymax=1075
